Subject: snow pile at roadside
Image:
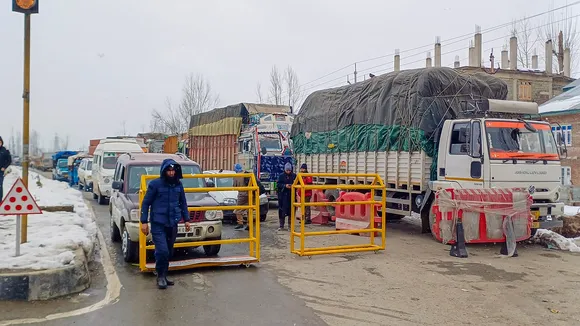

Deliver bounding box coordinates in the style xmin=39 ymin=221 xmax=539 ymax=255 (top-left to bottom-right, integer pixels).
xmin=0 ymin=167 xmax=97 ymax=270
xmin=564 ymin=205 xmax=580 ymax=217
xmin=533 ymin=229 xmax=580 ymax=253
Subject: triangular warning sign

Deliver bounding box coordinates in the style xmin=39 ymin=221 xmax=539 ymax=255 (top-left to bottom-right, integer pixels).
xmin=0 ymin=178 xmax=42 ymax=215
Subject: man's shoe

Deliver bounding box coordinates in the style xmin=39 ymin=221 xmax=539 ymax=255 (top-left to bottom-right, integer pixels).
xmin=244 ymin=225 xmax=250 ymax=231
xmin=306 ymin=219 xmax=312 ymax=225
xmin=165 ymin=278 xmax=175 ymax=286
xmin=157 ymin=277 xmax=168 ymax=289
xmin=234 ymin=224 xmax=244 ymax=230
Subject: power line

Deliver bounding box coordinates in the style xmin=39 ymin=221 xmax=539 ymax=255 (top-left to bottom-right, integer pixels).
xmin=269 ymin=2 xmax=580 ymax=103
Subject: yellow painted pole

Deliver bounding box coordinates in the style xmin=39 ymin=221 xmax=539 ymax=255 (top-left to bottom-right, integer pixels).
xmin=300 ymin=185 xmax=306 ymax=256
xmin=21 ymin=13 xmax=31 ymax=243
xmin=248 ymin=180 xmax=254 ymax=257
xmin=255 ymin=176 xmax=260 ymax=261
xmin=381 ymin=186 xmax=387 ymax=249
xmin=290 ymin=181 xmax=295 ymax=253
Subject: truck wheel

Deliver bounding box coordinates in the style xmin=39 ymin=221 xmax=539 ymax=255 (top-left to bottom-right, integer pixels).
xmin=98 ymin=193 xmax=107 ymax=205
xmin=122 ymin=227 xmax=138 ymax=263
xmin=78 ymin=182 xmax=84 ymax=190
xmin=530 ymin=228 xmax=537 ymax=237
xmin=203 ymin=237 xmax=221 ymax=257
xmin=110 ymin=216 xmax=121 ymax=242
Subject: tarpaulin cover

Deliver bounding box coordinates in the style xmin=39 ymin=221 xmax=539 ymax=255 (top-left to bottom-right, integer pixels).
xmin=255 ymin=155 xmax=294 ymax=182
xmin=434 ymin=188 xmax=533 ymax=255
xmin=291 ymin=67 xmax=508 ymax=177
xmin=189 ymin=103 xmax=291 ymax=129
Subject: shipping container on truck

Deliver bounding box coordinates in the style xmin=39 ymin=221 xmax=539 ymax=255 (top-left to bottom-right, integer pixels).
xmin=189 ymin=103 xmax=294 ymax=200
xmin=291 ymin=67 xmax=565 ymax=239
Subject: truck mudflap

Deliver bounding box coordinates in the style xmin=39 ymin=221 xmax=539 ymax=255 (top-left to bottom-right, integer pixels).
xmin=432 ymin=188 xmax=533 ymax=244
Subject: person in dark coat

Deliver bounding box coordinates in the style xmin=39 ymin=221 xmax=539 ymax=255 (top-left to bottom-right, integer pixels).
xmin=277 ymin=162 xmax=296 ymax=231
xmin=140 ymin=158 xmax=191 ymax=289
xmin=0 ymin=136 xmax=12 ymax=200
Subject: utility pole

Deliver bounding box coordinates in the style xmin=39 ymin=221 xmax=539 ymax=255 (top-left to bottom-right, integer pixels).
xmin=354 ymin=63 xmax=358 ymax=83
xmin=13 ymin=0 xmax=39 ymax=243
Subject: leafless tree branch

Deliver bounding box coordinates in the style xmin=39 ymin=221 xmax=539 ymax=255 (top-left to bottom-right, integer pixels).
xmin=269 ymin=66 xmax=283 ymax=105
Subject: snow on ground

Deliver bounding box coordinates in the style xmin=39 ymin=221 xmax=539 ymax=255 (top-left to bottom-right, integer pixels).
xmin=0 ymin=167 xmax=97 ymax=270
xmin=533 ymin=229 xmax=580 ymax=253
xmin=564 ymin=205 xmax=580 ymax=216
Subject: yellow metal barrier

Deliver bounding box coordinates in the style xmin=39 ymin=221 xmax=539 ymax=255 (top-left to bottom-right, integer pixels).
xmin=290 ymin=173 xmax=386 ymax=256
xmin=138 ymin=173 xmax=260 ymax=272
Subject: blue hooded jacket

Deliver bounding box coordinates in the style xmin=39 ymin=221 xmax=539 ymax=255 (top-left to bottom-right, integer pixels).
xmin=140 ymin=158 xmax=190 ymax=227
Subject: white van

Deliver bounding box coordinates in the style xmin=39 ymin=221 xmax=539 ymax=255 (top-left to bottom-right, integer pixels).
xmin=92 ymin=139 xmax=144 ymax=204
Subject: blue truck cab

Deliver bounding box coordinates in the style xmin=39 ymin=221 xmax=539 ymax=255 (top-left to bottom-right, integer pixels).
xmin=52 ymin=151 xmax=78 ymax=182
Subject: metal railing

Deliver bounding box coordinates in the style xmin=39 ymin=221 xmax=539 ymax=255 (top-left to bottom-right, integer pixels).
xmin=290 ymin=173 xmax=387 ymax=256
xmin=138 ymin=173 xmax=260 ymax=272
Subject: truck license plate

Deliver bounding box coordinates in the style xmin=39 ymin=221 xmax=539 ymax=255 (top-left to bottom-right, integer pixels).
xmin=532 ymin=211 xmax=540 ymax=229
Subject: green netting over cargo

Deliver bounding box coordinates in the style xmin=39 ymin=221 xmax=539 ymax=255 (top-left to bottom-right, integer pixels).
xmin=292 ymin=124 xmax=439 ymax=179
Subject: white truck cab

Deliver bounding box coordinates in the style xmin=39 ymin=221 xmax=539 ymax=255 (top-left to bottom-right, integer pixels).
xmin=426 ymin=100 xmax=564 ymax=231
xmin=92 ymin=138 xmax=144 ymax=205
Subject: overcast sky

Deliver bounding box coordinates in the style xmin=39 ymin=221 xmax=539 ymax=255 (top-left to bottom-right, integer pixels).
xmin=0 ymin=0 xmax=576 ymax=151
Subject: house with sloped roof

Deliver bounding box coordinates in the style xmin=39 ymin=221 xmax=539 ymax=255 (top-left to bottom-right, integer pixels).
xmin=539 ymin=80 xmax=580 ymax=189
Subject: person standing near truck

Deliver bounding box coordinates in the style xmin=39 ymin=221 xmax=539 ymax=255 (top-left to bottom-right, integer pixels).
xmin=0 ymin=136 xmax=12 ymax=200
xmin=140 ymin=158 xmax=191 ymax=290
xmin=277 ymin=163 xmax=296 ymax=231
xmin=299 ymin=163 xmax=313 ymax=224
xmin=233 ymin=163 xmax=250 ymax=231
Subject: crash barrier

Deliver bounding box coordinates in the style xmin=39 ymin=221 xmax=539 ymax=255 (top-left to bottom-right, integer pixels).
xmin=433 ymin=188 xmax=533 ymax=257
xmin=138 ymin=173 xmax=260 ymax=272
xmin=291 ymin=173 xmax=386 ymax=256
xmin=296 ymin=189 xmax=332 ymax=225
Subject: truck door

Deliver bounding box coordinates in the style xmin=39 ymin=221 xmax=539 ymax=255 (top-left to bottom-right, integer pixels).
xmin=445 ymin=121 xmax=484 ymax=188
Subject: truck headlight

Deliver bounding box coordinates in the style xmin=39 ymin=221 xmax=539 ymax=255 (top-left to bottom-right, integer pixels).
xmin=205 ymin=210 xmax=223 ymax=220
xmin=104 ymin=178 xmax=111 ymax=184
xmin=260 ymin=172 xmax=270 ymax=180
xmin=130 ymin=209 xmax=139 ymax=220
xmin=552 ymin=191 xmax=560 ymax=202
xmin=223 ymin=198 xmax=237 ymax=205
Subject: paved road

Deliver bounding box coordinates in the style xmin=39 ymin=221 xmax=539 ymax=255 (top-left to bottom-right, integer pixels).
xmin=1 ymin=177 xmax=326 ymax=326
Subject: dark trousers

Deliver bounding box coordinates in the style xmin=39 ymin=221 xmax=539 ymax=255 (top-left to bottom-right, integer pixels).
xmin=0 ymin=174 xmax=4 ymax=200
xmin=278 ymin=195 xmax=291 ymax=228
xmin=151 ymin=224 xmax=177 ymax=278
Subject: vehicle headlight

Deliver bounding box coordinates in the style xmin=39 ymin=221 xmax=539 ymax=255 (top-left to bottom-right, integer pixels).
xmin=552 ymin=191 xmax=560 ymax=202
xmin=260 ymin=172 xmax=270 ymax=180
xmin=260 ymin=195 xmax=268 ymax=205
xmin=86 ymin=175 xmax=92 ymax=180
xmin=205 ymin=210 xmax=223 ymax=220
xmin=104 ymin=178 xmax=110 ymax=184
xmin=130 ymin=209 xmax=139 ymax=220
xmin=223 ymin=198 xmax=237 ymax=205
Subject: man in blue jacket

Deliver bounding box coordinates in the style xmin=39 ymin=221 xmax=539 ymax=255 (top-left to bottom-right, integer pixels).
xmin=277 ymin=162 xmax=296 ymax=231
xmin=140 ymin=158 xmax=191 ymax=289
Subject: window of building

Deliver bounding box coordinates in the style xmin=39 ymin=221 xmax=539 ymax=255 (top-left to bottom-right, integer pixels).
xmin=518 ymin=81 xmax=532 ymax=101
xmin=551 ymin=124 xmax=572 ymax=147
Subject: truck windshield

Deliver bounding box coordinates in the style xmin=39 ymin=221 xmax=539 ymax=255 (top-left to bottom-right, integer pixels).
xmin=128 ymin=164 xmax=203 ymax=193
xmin=485 ymin=121 xmax=558 ymax=160
xmin=214 ymin=177 xmax=234 ymax=188
xmin=258 ymin=133 xmax=282 ymax=152
xmin=58 ymin=160 xmax=67 ymax=168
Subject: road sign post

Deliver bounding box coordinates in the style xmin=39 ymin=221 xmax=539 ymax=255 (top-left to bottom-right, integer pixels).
xmin=12 ymin=0 xmax=40 ymax=243
xmin=0 ymin=178 xmax=42 ymax=257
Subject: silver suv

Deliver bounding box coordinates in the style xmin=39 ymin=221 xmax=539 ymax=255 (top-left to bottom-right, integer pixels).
xmin=109 ymin=153 xmax=223 ymax=262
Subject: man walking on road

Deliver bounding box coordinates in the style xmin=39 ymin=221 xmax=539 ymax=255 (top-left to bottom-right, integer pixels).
xmin=277 ymin=162 xmax=296 ymax=231
xmin=140 ymin=158 xmax=191 ymax=289
xmin=0 ymin=136 xmax=12 ymax=200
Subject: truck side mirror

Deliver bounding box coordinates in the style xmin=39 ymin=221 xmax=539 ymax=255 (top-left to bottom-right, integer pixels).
xmin=261 ymin=146 xmax=267 ymax=155
xmin=112 ymin=181 xmax=123 ymax=191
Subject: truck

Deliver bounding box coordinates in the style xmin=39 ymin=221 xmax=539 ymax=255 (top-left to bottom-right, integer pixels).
xmin=189 ymin=102 xmax=294 ymax=201
xmin=291 ymin=67 xmax=564 ymax=239
xmin=52 ymin=151 xmax=78 ymax=181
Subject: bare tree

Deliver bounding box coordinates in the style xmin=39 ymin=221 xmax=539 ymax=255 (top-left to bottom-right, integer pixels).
xmin=60 ymin=135 xmax=69 ymax=150
xmin=151 ymin=98 xmax=183 ymax=135
xmin=510 ymin=17 xmax=539 ymax=68
xmin=53 ymin=133 xmax=60 ymax=152
xmin=284 ymin=65 xmax=303 ymax=111
xmin=255 ymin=82 xmax=264 ymax=103
xmin=269 ymin=65 xmax=283 ymax=105
xmin=177 ymin=73 xmax=219 ymax=136
xmin=151 ymin=74 xmax=219 ymax=136
xmin=541 ymin=9 xmax=579 ymax=75
xmin=30 ymin=130 xmax=40 ymax=156
xmin=15 ymin=132 xmax=22 ymax=156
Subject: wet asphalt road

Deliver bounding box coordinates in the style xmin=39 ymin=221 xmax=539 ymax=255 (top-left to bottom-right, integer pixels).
xmin=1 ymin=181 xmax=326 ymax=326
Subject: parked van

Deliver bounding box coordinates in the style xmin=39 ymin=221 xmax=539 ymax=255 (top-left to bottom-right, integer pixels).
xmin=92 ymin=138 xmax=144 ymax=205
